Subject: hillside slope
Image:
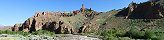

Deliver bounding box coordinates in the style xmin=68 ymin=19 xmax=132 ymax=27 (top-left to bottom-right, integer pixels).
xmin=11 ymin=0 xmax=164 ymax=35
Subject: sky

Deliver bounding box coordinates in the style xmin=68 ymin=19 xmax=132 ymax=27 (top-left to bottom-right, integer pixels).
xmin=0 ymin=0 xmax=148 ymax=26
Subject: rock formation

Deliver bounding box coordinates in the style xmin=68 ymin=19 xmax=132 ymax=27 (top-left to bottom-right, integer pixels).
xmin=12 ymin=12 xmax=62 ymax=33
xmin=116 ymin=1 xmax=164 ymax=19
xmin=149 ymin=0 xmax=160 ymax=2
xmin=81 ymin=4 xmax=85 ymax=15
xmin=55 ymin=21 xmax=74 ymax=34
xmin=125 ymin=2 xmax=137 ymax=19
xmin=73 ymin=10 xmax=80 ymax=16
xmin=12 ymin=24 xmax=22 ymax=31
xmin=11 ymin=3 xmax=100 ymax=34
xmin=79 ymin=24 xmax=91 ymax=33
xmin=12 ymin=10 xmax=96 ymax=34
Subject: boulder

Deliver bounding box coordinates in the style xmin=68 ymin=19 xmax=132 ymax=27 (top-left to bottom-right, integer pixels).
xmin=73 ymin=10 xmax=80 ymax=15
xmin=12 ymin=24 xmax=22 ymax=31
xmin=78 ymin=25 xmax=87 ymax=33
xmin=42 ymin=21 xmax=57 ymax=32
xmin=78 ymin=23 xmax=95 ymax=33
xmin=55 ymin=21 xmax=74 ymax=34
xmin=125 ymin=2 xmax=137 ymax=19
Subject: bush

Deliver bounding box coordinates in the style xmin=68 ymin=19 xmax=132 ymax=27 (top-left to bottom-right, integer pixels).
xmin=145 ymin=31 xmax=157 ymax=39
xmin=16 ymin=31 xmax=29 ymax=36
xmin=32 ymin=30 xmax=55 ymax=36
xmin=118 ymin=37 xmax=134 ymax=40
xmin=0 ymin=30 xmax=16 ymax=34
xmin=99 ymin=27 xmax=164 ymax=40
xmin=0 ymin=30 xmax=55 ymax=36
xmin=154 ymin=33 xmax=164 ymax=40
xmin=100 ymin=28 xmax=126 ymax=40
xmin=126 ymin=29 xmax=145 ymax=39
xmin=106 ymin=37 xmax=118 ymax=40
xmin=125 ymin=28 xmax=163 ymax=40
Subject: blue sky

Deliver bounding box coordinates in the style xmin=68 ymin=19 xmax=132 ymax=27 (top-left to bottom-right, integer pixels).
xmin=0 ymin=0 xmax=148 ymax=26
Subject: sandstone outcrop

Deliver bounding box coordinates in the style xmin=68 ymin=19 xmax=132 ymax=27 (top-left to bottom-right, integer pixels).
xmin=79 ymin=24 xmax=91 ymax=33
xmin=125 ymin=2 xmax=137 ymax=19
xmin=12 ymin=24 xmax=22 ymax=31
xmin=73 ymin=10 xmax=80 ymax=15
xmin=12 ymin=11 xmax=94 ymax=34
xmin=16 ymin=12 xmax=63 ymax=33
xmin=116 ymin=1 xmax=164 ymax=19
xmin=12 ymin=4 xmax=99 ymax=34
xmin=81 ymin=4 xmax=85 ymax=15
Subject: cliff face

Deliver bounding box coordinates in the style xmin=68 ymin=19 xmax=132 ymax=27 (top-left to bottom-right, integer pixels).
xmin=12 ymin=9 xmax=100 ymax=34
xmin=116 ymin=0 xmax=164 ymax=19
xmin=10 ymin=3 xmax=102 ymax=34
xmin=11 ymin=0 xmax=164 ymax=34
xmin=12 ymin=12 xmax=69 ymax=33
xmin=22 ymin=12 xmax=63 ymax=33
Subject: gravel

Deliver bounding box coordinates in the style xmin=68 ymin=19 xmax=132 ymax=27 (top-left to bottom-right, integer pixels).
xmin=0 ymin=34 xmax=102 ymax=40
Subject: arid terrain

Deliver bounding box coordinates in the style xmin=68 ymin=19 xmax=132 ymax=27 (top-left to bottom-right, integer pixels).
xmin=1 ymin=0 xmax=164 ymax=40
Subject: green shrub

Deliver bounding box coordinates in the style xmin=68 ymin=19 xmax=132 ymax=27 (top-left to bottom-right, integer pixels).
xmin=100 ymin=28 xmax=126 ymax=40
xmin=104 ymin=37 xmax=133 ymax=40
xmin=0 ymin=30 xmax=16 ymax=34
xmin=118 ymin=37 xmax=134 ymax=40
xmin=106 ymin=37 xmax=118 ymax=40
xmin=0 ymin=30 xmax=55 ymax=36
xmin=153 ymin=33 xmax=164 ymax=40
xmin=145 ymin=31 xmax=157 ymax=39
xmin=97 ymin=26 xmax=164 ymax=40
xmin=16 ymin=31 xmax=29 ymax=36
xmin=32 ymin=30 xmax=55 ymax=36
xmin=125 ymin=28 xmax=164 ymax=40
xmin=126 ymin=29 xmax=145 ymax=39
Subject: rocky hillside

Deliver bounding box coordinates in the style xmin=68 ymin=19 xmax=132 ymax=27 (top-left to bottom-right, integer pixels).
xmin=11 ymin=0 xmax=164 ymax=35
xmin=11 ymin=8 xmax=102 ymax=34
xmin=115 ymin=0 xmax=164 ymax=19
xmin=99 ymin=0 xmax=164 ymax=31
xmin=7 ymin=0 xmax=164 ymax=40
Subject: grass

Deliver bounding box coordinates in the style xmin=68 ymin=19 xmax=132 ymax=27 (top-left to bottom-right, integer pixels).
xmin=95 ymin=12 xmax=164 ymax=40
xmin=31 ymin=30 xmax=55 ymax=36
xmin=60 ymin=13 xmax=86 ymax=29
xmin=1 ymin=9 xmax=164 ymax=40
xmin=0 ymin=30 xmax=29 ymax=36
xmin=97 ymin=26 xmax=164 ymax=40
xmin=98 ymin=28 xmax=132 ymax=40
xmin=0 ymin=30 xmax=55 ymax=36
xmin=83 ymin=9 xmax=164 ymax=40
xmin=83 ymin=10 xmax=164 ymax=40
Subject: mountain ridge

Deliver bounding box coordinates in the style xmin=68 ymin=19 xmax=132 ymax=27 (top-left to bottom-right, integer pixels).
xmin=11 ymin=0 xmax=164 ymax=34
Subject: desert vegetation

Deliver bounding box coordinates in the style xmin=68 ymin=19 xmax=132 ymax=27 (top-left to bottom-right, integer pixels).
xmin=98 ymin=27 xmax=164 ymax=40
xmin=1 ymin=0 xmax=164 ymax=40
xmin=0 ymin=30 xmax=55 ymax=36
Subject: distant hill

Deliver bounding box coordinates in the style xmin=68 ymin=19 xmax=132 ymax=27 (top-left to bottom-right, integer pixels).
xmin=0 ymin=24 xmax=12 ymax=30
xmin=0 ymin=24 xmax=4 ymax=28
